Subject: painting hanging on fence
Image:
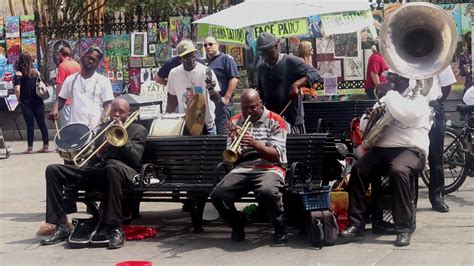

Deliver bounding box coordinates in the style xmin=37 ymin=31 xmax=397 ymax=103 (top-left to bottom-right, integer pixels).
xmin=131 ymin=32 xmax=147 ymax=57
xmin=47 ymin=39 xmax=80 ymax=80
xmin=0 ymin=18 xmax=4 ymax=39
xmin=21 ymin=38 xmax=37 ymax=59
xmin=147 ymin=23 xmax=158 ymax=44
xmin=317 ymin=60 xmax=342 ymax=78
xmin=334 ymin=32 xmax=359 ymax=58
xmin=0 ymin=41 xmax=6 ymax=57
xmin=5 ymin=16 xmax=20 ymax=38
xmin=129 ymin=57 xmax=142 ymax=68
xmin=6 ymin=38 xmax=21 ymax=62
xmin=80 ymin=36 xmax=105 ymax=74
xmin=315 ymin=37 xmax=334 ymax=55
xmin=308 ymin=15 xmax=324 ymax=38
xmin=158 ymin=22 xmax=169 ymax=43
xmin=343 ymin=55 xmax=364 ymax=81
xmin=227 ymin=45 xmax=244 ymax=66
xmin=20 ymin=15 xmax=35 ymax=38
xmin=128 ymin=68 xmax=141 ymax=94
xmin=104 ymin=34 xmax=130 ymax=57
xmin=169 ymin=16 xmax=192 ymax=46
xmin=155 ymin=44 xmax=173 ymax=64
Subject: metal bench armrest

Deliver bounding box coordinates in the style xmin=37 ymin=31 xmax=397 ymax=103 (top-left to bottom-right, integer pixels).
xmin=214 ymin=161 xmax=234 ymax=185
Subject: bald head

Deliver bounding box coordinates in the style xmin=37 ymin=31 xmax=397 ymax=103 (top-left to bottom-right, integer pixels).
xmin=59 ymin=47 xmax=72 ymax=57
xmin=111 ymin=98 xmax=130 ymax=123
xmin=204 ymin=36 xmax=220 ymax=58
xmin=240 ymin=89 xmax=263 ymax=122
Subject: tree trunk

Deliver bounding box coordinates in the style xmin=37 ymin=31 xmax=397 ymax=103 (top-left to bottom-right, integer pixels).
xmin=8 ymin=0 xmax=15 ymax=16
xmin=22 ymin=0 xmax=29 ymax=15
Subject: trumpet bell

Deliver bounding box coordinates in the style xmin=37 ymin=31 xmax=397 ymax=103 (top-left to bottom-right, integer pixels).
xmin=223 ymin=149 xmax=238 ymax=163
xmin=379 ymin=2 xmax=457 ymax=80
xmin=106 ymin=126 xmax=128 ymax=147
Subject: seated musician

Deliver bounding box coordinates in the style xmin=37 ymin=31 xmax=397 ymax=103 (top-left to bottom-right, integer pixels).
xmin=340 ymin=71 xmax=432 ymax=247
xmin=210 ymin=89 xmax=289 ymax=245
xmin=40 ymin=98 xmax=147 ymax=249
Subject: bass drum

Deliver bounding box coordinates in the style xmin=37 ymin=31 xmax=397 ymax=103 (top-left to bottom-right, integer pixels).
xmin=55 ymin=123 xmax=93 ymax=162
xmin=149 ymin=114 xmax=187 ymax=136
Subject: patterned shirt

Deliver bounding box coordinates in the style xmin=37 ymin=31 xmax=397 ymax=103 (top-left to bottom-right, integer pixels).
xmin=227 ymin=107 xmax=288 ymax=178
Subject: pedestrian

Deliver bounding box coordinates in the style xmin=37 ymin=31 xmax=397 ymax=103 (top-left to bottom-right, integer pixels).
xmin=48 ymin=46 xmax=114 ymax=130
xmin=55 ymin=46 xmax=81 ymax=128
xmin=296 ymin=40 xmax=317 ymax=101
xmin=166 ymin=39 xmax=221 ymax=135
xmin=13 ymin=53 xmax=49 ymax=154
xmin=256 ymin=32 xmax=321 ymax=133
xmin=459 ymin=31 xmax=472 ymax=95
xmin=364 ymin=42 xmax=388 ymax=99
xmin=204 ymin=36 xmax=239 ymax=134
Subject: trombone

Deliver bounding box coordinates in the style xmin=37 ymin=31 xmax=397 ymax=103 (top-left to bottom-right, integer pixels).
xmin=73 ymin=109 xmax=142 ymax=167
xmin=223 ymin=115 xmax=253 ymax=163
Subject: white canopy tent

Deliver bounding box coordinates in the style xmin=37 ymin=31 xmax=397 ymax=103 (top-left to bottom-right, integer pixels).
xmin=193 ymin=0 xmax=373 ymax=35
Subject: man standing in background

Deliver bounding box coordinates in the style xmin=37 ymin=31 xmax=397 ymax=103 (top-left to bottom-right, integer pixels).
xmin=204 ymin=36 xmax=239 ymax=134
xmin=55 ymin=46 xmax=81 ymax=127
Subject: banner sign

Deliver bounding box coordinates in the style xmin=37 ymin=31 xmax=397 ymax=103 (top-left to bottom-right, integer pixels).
xmin=321 ymin=10 xmax=373 ymax=36
xmin=253 ymin=18 xmax=308 ymax=39
xmin=209 ymin=25 xmax=247 ymax=45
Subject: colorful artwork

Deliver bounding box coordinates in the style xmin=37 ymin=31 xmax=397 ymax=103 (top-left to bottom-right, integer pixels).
xmin=343 ymin=55 xmax=364 ymax=81
xmin=104 ymin=56 xmax=126 ymax=77
xmin=155 ymin=44 xmax=173 ymax=64
xmin=316 ymin=37 xmax=335 ymax=54
xmin=5 ymin=16 xmax=20 ymax=38
xmin=21 ymin=38 xmax=37 ymax=59
xmin=147 ymin=23 xmax=158 ymax=44
xmin=169 ymin=16 xmax=192 ymax=45
xmin=333 ymin=32 xmax=359 ymax=58
xmin=6 ymin=38 xmax=21 ymax=62
xmin=129 ymin=57 xmax=142 ymax=68
xmin=47 ymin=39 xmax=81 ymax=80
xmin=149 ymin=44 xmax=156 ymax=54
xmin=129 ymin=68 xmax=141 ymax=94
xmin=158 ymin=22 xmax=169 ymax=43
xmin=317 ymin=60 xmax=342 ymax=78
xmin=308 ymin=15 xmax=324 ymax=38
xmin=112 ymin=81 xmax=124 ymax=95
xmin=439 ymin=4 xmax=462 ymax=39
xmin=131 ymin=32 xmax=147 ymax=57
xmin=0 ymin=40 xmax=6 ymax=57
xmin=20 ymin=15 xmax=35 ymax=38
xmin=323 ymin=77 xmax=338 ymax=95
xmin=142 ymin=57 xmax=156 ymax=67
xmin=141 ymin=68 xmax=152 ymax=83
xmin=0 ymin=18 xmax=5 ymax=39
xmin=227 ymin=45 xmax=244 ymax=66
xmin=104 ymin=34 xmax=130 ymax=57
xmin=459 ymin=4 xmax=472 ymax=36
xmin=80 ymin=36 xmax=105 ymax=74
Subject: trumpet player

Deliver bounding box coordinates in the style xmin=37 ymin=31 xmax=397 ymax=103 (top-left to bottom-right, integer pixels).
xmin=211 ymin=89 xmax=290 ymax=245
xmin=341 ymin=71 xmax=431 ymax=247
xmin=40 ymin=98 xmax=147 ymax=249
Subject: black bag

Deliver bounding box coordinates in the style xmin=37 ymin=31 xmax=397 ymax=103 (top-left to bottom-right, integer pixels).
xmin=307 ymin=210 xmax=339 ymax=247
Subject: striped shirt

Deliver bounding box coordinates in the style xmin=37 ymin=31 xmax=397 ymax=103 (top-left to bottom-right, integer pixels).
xmin=227 ymin=107 xmax=289 ymax=178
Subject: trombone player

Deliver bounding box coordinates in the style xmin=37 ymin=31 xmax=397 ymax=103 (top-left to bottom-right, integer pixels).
xmin=211 ymin=89 xmax=290 ymax=245
xmin=40 ymin=98 xmax=147 ymax=249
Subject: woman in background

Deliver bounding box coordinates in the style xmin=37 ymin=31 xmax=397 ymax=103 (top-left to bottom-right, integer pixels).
xmin=14 ymin=53 xmax=49 ymax=154
xmin=296 ymin=40 xmax=317 ymax=101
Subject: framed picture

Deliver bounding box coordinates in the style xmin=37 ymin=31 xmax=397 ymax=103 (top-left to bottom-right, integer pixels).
xmin=323 ymin=77 xmax=338 ymax=95
xmin=116 ymin=71 xmax=123 ymax=81
xmin=142 ymin=56 xmax=156 ymax=67
xmin=172 ymin=48 xmax=178 ymax=57
xmin=107 ymin=71 xmax=115 ymax=80
xmin=333 ymin=32 xmax=359 ymax=58
xmin=131 ymin=32 xmax=148 ymax=57
xmin=317 ymin=60 xmax=342 ymax=78
xmin=343 ymin=55 xmax=364 ymax=81
xmin=129 ymin=57 xmax=142 ymax=68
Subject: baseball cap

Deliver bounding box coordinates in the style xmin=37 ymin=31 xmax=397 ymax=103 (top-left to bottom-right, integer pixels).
xmin=177 ymin=39 xmax=197 ymax=57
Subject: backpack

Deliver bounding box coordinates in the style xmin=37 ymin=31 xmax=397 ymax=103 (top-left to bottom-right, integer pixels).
xmin=307 ymin=210 xmax=339 ymax=248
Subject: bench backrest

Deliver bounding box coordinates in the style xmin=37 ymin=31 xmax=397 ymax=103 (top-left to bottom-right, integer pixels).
xmin=304 ymin=100 xmax=375 ymax=139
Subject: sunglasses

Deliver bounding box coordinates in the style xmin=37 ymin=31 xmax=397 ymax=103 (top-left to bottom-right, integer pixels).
xmin=203 ymin=43 xmax=215 ymax=48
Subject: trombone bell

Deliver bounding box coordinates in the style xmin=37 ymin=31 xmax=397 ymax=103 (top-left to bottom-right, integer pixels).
xmin=106 ymin=126 xmax=128 ymax=147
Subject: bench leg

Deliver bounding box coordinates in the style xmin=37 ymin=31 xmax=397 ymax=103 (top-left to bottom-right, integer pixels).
xmin=188 ymin=200 xmax=206 ymax=233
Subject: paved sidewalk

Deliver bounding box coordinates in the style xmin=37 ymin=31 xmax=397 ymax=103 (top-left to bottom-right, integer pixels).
xmin=0 ymin=141 xmax=473 ymax=265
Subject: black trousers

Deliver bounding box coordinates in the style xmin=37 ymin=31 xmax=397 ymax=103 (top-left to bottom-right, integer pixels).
xmin=20 ymin=103 xmax=49 ymax=147
xmin=45 ymin=164 xmax=130 ymax=226
xmin=428 ymin=100 xmax=445 ymax=205
xmin=211 ymin=171 xmax=285 ymax=231
xmin=347 ymin=147 xmax=424 ymax=233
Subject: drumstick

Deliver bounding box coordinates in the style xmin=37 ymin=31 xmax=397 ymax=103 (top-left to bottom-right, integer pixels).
xmin=54 ymin=120 xmax=61 ymax=140
xmin=279 ymin=100 xmax=293 ymax=117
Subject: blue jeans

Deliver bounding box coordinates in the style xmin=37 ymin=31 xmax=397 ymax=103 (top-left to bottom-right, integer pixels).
xmin=215 ymin=104 xmax=232 ymax=135
xmin=21 ymin=103 xmax=49 ymax=147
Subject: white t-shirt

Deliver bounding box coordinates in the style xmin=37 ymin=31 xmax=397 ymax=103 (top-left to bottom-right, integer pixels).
xmin=409 ymin=66 xmax=456 ymax=101
xmin=59 ymin=72 xmax=114 ymax=129
xmin=361 ymin=90 xmax=432 ymax=156
xmin=167 ymin=63 xmax=221 ymax=128
xmin=463 ymin=86 xmax=474 ymax=105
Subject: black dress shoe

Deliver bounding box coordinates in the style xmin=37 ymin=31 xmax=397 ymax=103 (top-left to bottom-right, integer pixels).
xmin=272 ymin=232 xmax=288 ymax=245
xmin=394 ymin=232 xmax=411 ymax=247
xmin=432 ymin=202 xmax=449 ymax=213
xmin=340 ymin=226 xmax=364 ymax=238
xmin=231 ymin=226 xmax=246 ymax=241
xmin=107 ymin=228 xmax=125 ymax=249
xmin=40 ymin=226 xmax=70 ymax=245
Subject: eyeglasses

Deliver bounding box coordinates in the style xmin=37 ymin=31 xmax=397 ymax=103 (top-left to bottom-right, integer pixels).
xmin=204 ymin=43 xmax=214 ymax=48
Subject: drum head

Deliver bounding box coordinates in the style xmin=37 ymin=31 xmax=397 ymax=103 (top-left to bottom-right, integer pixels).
xmin=55 ymin=123 xmax=92 ymax=151
xmin=149 ymin=117 xmax=186 ymax=136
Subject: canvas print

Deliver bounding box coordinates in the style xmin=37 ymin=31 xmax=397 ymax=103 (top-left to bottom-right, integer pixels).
xmin=308 ymin=15 xmax=324 ymax=38
xmin=112 ymin=81 xmax=124 ymax=95
xmin=227 ymin=45 xmax=244 ymax=66
xmin=104 ymin=34 xmax=130 ymax=57
xmin=5 ymin=16 xmax=20 ymax=38
xmin=169 ymin=16 xmax=192 ymax=46
xmin=158 ymin=21 xmax=169 ymax=43
xmin=129 ymin=68 xmax=141 ymax=94
xmin=149 ymin=44 xmax=156 ymax=54
xmin=80 ymin=36 xmax=105 ymax=74
xmin=0 ymin=18 xmax=4 ymax=39
xmin=0 ymin=40 xmax=6 ymax=57
xmin=131 ymin=32 xmax=147 ymax=57
xmin=104 ymin=56 xmax=126 ymax=79
xmin=334 ymin=32 xmax=359 ymax=58
xmin=129 ymin=57 xmax=142 ymax=68
xmin=147 ymin=23 xmax=158 ymax=44
xmin=21 ymin=38 xmax=37 ymax=60
xmin=6 ymin=38 xmax=21 ymax=62
xmin=20 ymin=15 xmax=35 ymax=38
xmin=317 ymin=60 xmax=342 ymax=78
xmin=323 ymin=77 xmax=338 ymax=95
xmin=155 ymin=44 xmax=173 ymax=64
xmin=343 ymin=56 xmax=364 ymax=81
xmin=315 ymin=37 xmax=334 ymax=54
xmin=47 ymin=39 xmax=81 ymax=81
xmin=141 ymin=68 xmax=152 ymax=83
xmin=142 ymin=57 xmax=156 ymax=67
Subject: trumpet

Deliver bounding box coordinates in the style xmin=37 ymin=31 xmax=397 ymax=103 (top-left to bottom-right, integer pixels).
xmin=73 ymin=109 xmax=142 ymax=167
xmin=223 ymin=115 xmax=253 ymax=163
